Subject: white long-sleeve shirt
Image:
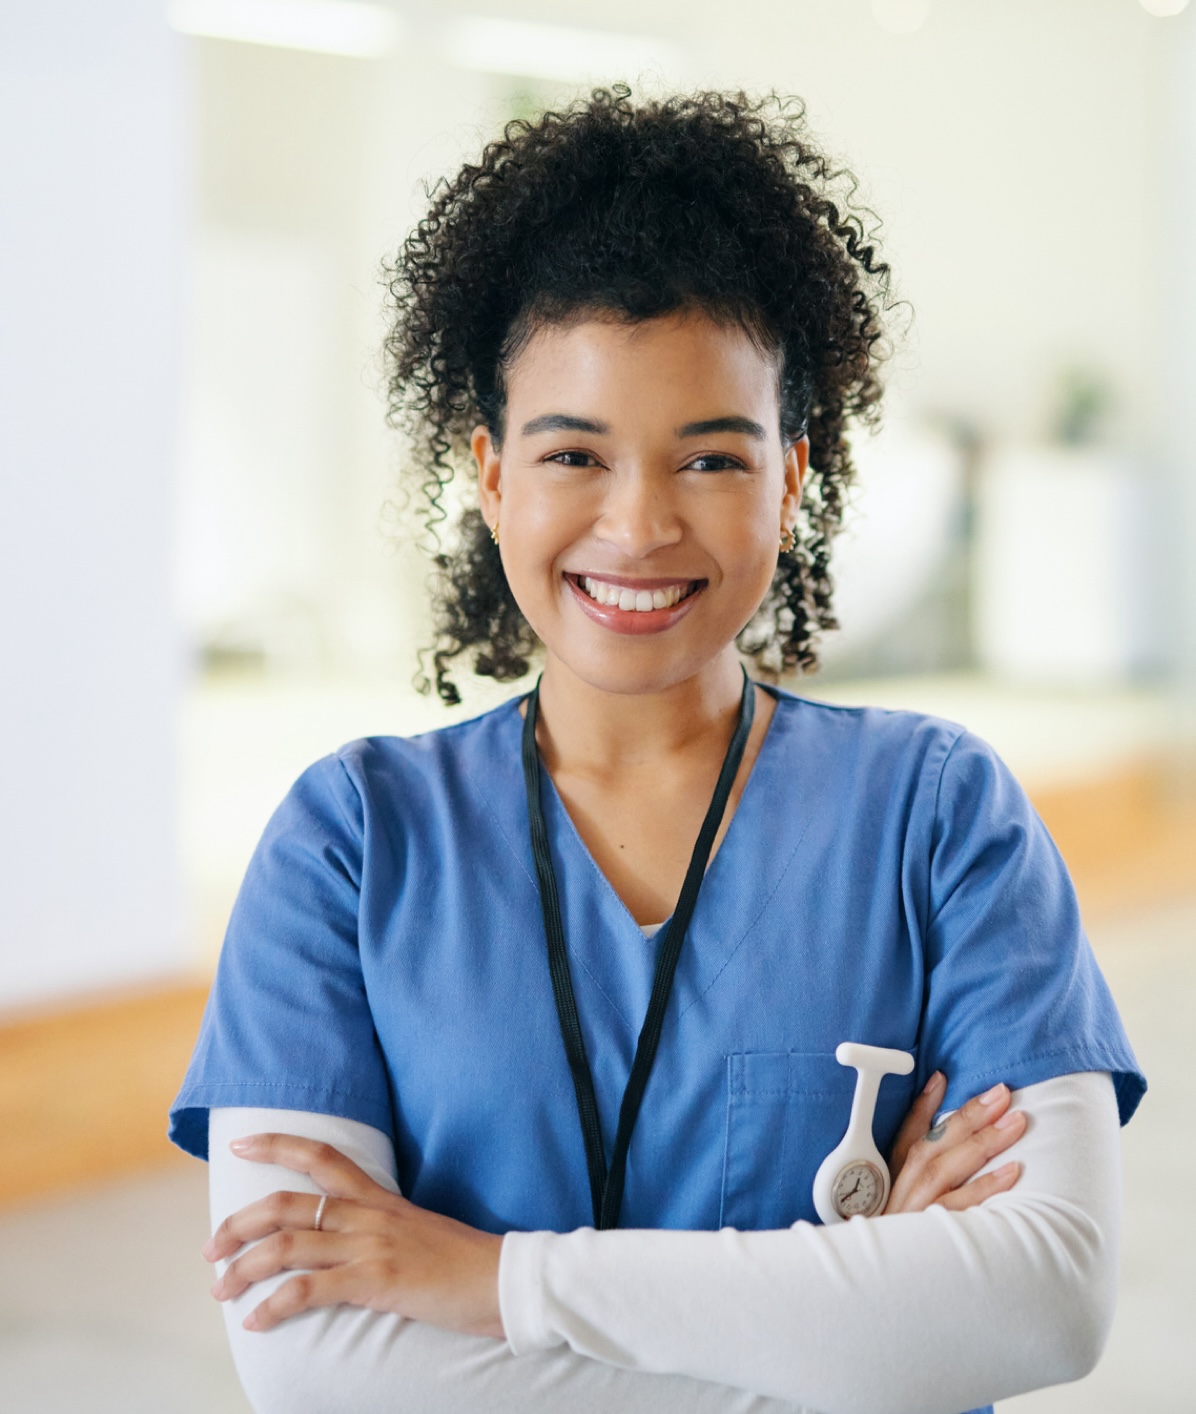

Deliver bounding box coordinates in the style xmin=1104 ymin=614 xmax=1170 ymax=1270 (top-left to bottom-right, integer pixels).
xmin=207 ymin=1070 xmax=1120 ymax=1414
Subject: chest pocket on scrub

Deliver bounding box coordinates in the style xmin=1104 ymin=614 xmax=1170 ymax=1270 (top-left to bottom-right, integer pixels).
xmin=720 ymin=1051 xmax=917 ymax=1230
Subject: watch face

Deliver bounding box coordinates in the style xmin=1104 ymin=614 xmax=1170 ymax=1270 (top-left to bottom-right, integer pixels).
xmin=832 ymin=1160 xmax=886 ymax=1218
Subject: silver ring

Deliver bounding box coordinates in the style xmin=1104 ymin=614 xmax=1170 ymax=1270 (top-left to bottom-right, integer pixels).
xmin=313 ymin=1194 xmax=328 ymax=1232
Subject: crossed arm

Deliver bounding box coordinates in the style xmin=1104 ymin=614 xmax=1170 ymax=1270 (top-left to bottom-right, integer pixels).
xmin=206 ymin=1071 xmax=1120 ymax=1414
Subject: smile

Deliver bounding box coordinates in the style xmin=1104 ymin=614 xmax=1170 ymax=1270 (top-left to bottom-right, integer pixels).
xmin=564 ymin=572 xmax=706 ymax=636
xmin=576 ymin=575 xmax=700 ymax=612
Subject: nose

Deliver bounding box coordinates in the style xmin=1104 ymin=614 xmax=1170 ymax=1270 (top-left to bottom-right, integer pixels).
xmin=593 ymin=465 xmax=683 ymax=558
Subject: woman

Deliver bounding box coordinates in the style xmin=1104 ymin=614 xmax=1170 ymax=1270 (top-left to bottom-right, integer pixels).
xmin=171 ymin=90 xmax=1144 ymax=1414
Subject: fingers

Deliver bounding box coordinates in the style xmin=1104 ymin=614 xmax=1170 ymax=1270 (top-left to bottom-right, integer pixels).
xmin=888 ymin=1071 xmax=947 ymax=1175
xmin=203 ymin=1134 xmax=406 ymax=1263
xmin=886 ymin=1079 xmax=1029 ymax=1215
xmin=213 ymin=1228 xmax=356 ymax=1301
xmin=205 ymin=1189 xmax=328 ymax=1263
xmin=899 ymin=1102 xmax=1026 ymax=1210
xmin=941 ymin=1082 xmax=1015 ymax=1141
xmin=935 ymin=1161 xmax=1020 ymax=1212
xmin=203 ymin=1162 xmax=506 ymax=1339
xmin=227 ymin=1133 xmax=376 ymax=1198
xmin=919 ymin=1080 xmax=1014 ymax=1159
xmin=242 ymin=1268 xmax=360 ymax=1333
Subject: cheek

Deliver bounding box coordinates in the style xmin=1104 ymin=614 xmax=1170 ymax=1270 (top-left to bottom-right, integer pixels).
xmin=507 ymin=499 xmax=576 ymax=575
xmin=709 ymin=499 xmax=779 ymax=584
xmin=498 ymin=485 xmax=585 ymax=617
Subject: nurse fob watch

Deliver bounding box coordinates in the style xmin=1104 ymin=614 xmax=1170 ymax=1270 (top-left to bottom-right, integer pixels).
xmin=813 ymin=1042 xmax=915 ymax=1224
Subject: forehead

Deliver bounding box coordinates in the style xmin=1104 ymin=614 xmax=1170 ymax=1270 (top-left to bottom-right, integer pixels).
xmin=503 ymin=310 xmax=782 ymax=421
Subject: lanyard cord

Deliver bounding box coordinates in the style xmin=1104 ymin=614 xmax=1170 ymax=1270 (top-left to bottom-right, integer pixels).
xmin=521 ymin=668 xmax=756 ymax=1230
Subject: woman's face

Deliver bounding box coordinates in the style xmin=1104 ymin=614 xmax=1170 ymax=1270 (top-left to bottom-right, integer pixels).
xmin=473 ymin=308 xmax=807 ymax=697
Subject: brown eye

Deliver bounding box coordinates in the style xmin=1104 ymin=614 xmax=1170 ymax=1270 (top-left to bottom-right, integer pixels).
xmin=546 ymin=450 xmax=599 ymax=468
xmin=686 ymin=454 xmax=745 ymax=473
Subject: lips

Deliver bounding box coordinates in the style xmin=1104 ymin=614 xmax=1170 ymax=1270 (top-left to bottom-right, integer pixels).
xmin=576 ymin=574 xmax=699 ymax=613
xmin=564 ymin=572 xmax=705 ymax=635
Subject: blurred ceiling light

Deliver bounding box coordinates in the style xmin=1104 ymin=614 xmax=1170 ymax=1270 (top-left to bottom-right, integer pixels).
xmin=870 ymin=0 xmax=930 ymax=35
xmin=167 ymin=0 xmax=402 ymax=57
xmin=1138 ymin=0 xmax=1189 ymax=13
xmin=443 ymin=16 xmax=681 ymax=83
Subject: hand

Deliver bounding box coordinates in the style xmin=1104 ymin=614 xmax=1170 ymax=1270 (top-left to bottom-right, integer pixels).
xmin=203 ymin=1134 xmax=504 ymax=1338
xmin=884 ymin=1074 xmax=1027 ymax=1215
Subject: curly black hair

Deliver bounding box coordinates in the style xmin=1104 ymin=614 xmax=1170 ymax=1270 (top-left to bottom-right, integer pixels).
xmin=384 ymin=86 xmax=891 ymax=704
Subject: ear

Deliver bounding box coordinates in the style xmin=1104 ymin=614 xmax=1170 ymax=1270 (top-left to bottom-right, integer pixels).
xmin=781 ymin=435 xmax=809 ymax=534
xmin=472 ymin=425 xmax=502 ymax=533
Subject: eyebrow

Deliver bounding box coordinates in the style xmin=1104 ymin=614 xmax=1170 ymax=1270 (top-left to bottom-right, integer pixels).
xmin=520 ymin=413 xmax=611 ymax=436
xmin=520 ymin=412 xmax=770 ymax=441
xmin=677 ymin=416 xmax=768 ymax=440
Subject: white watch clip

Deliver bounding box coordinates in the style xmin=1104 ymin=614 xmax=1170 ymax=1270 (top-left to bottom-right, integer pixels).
xmin=812 ymin=1042 xmax=915 ymax=1224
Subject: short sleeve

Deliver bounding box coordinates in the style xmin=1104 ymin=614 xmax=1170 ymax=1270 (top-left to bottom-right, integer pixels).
xmin=169 ymin=753 xmax=394 ymax=1160
xmin=920 ymin=731 xmax=1145 ymax=1125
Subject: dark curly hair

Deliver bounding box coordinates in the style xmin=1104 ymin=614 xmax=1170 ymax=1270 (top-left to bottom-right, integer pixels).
xmin=384 ymin=86 xmax=891 ymax=704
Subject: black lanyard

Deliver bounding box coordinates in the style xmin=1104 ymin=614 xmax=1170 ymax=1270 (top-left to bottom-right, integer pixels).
xmin=521 ymin=668 xmax=755 ymax=1229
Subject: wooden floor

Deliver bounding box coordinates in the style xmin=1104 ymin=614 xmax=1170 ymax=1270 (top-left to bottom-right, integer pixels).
xmin=1032 ymin=765 xmax=1196 ymax=918
xmin=1 ymin=765 xmax=1192 ymax=1211
xmin=0 ymin=983 xmax=208 ymax=1208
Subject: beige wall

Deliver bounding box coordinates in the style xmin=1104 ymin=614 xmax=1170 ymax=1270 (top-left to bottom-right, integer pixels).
xmin=0 ymin=1 xmax=187 ymax=1009
xmin=179 ymin=0 xmax=1183 ymax=678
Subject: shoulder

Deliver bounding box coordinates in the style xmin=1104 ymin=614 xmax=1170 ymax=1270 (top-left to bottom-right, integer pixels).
xmin=333 ymin=694 xmax=522 ymax=780
xmin=763 ymin=686 xmax=1026 ymax=834
xmin=247 ymin=694 xmax=526 ymax=891
xmin=765 ymin=684 xmax=971 ymax=774
xmin=294 ymin=694 xmax=526 ymax=830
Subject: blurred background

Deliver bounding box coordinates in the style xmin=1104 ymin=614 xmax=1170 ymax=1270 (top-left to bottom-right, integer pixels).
xmin=1 ymin=0 xmax=1194 ymax=1408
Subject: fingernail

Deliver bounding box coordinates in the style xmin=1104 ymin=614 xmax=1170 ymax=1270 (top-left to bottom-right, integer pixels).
xmin=210 ymin=1280 xmax=224 ymax=1300
xmin=995 ymin=1109 xmax=1022 ymax=1129
xmin=923 ymin=1071 xmax=945 ymax=1095
xmin=980 ymin=1083 xmax=1007 ymax=1104
xmin=995 ymin=1161 xmax=1019 ymax=1178
xmin=201 ymin=1240 xmax=215 ymax=1261
xmin=243 ymin=1311 xmax=259 ymax=1331
xmin=229 ymin=1137 xmax=253 ymax=1154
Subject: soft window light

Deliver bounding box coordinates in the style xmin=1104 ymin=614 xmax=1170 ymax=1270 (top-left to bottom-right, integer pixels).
xmin=870 ymin=0 xmax=930 ymax=34
xmin=166 ymin=0 xmax=402 ymax=58
xmin=443 ymin=16 xmax=681 ymax=83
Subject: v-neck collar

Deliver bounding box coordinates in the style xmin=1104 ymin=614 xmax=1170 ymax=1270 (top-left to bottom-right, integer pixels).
xmin=470 ymin=686 xmax=811 ymax=1035
xmin=537 ymin=683 xmax=781 ymax=933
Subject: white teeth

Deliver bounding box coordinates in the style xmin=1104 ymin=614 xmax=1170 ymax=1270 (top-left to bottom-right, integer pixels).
xmin=579 ymin=577 xmax=692 ymax=612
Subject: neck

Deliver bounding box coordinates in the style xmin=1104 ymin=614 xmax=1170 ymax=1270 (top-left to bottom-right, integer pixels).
xmin=535 ymin=650 xmax=746 ymax=777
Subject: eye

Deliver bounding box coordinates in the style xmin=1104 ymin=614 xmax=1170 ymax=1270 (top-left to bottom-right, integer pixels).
xmin=544 ymin=448 xmax=602 ymax=468
xmin=685 ymin=452 xmax=747 ymax=473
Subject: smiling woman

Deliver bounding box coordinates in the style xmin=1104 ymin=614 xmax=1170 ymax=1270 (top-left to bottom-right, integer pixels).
xmin=170 ymin=88 xmax=1144 ymax=1414
xmin=470 ymin=313 xmax=806 ymax=695
xmin=384 ymin=88 xmax=887 ymax=701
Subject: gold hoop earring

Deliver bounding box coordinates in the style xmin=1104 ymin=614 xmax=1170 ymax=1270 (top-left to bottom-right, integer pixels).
xmin=779 ymin=527 xmax=796 ymax=553
xmin=490 ymin=521 xmax=500 ymax=546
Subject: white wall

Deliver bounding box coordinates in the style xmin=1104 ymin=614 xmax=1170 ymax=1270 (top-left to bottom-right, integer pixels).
xmin=1161 ymin=10 xmax=1196 ymax=757
xmin=685 ymin=0 xmax=1168 ymax=448
xmin=0 ymin=2 xmax=187 ymax=1008
xmin=412 ymin=0 xmax=1168 ymax=448
xmin=179 ymin=0 xmax=1183 ymax=683
xmin=177 ymin=35 xmax=495 ymax=676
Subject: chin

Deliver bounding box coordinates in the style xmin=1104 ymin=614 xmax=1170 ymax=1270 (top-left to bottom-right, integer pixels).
xmin=543 ymin=635 xmax=737 ymax=700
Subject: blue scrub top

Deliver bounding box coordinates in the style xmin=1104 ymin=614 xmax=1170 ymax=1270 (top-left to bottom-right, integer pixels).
xmin=172 ymin=687 xmax=1144 ymax=1241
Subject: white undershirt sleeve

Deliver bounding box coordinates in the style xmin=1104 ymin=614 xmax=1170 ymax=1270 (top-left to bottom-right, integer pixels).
xmin=499 ymin=1070 xmax=1122 ymax=1414
xmin=207 ymin=1108 xmax=797 ymax=1414
xmin=209 ymin=1071 xmax=1120 ymax=1414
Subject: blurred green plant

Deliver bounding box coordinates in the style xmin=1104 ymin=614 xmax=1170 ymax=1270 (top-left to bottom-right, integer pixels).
xmin=1052 ymin=365 xmax=1114 ymax=446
